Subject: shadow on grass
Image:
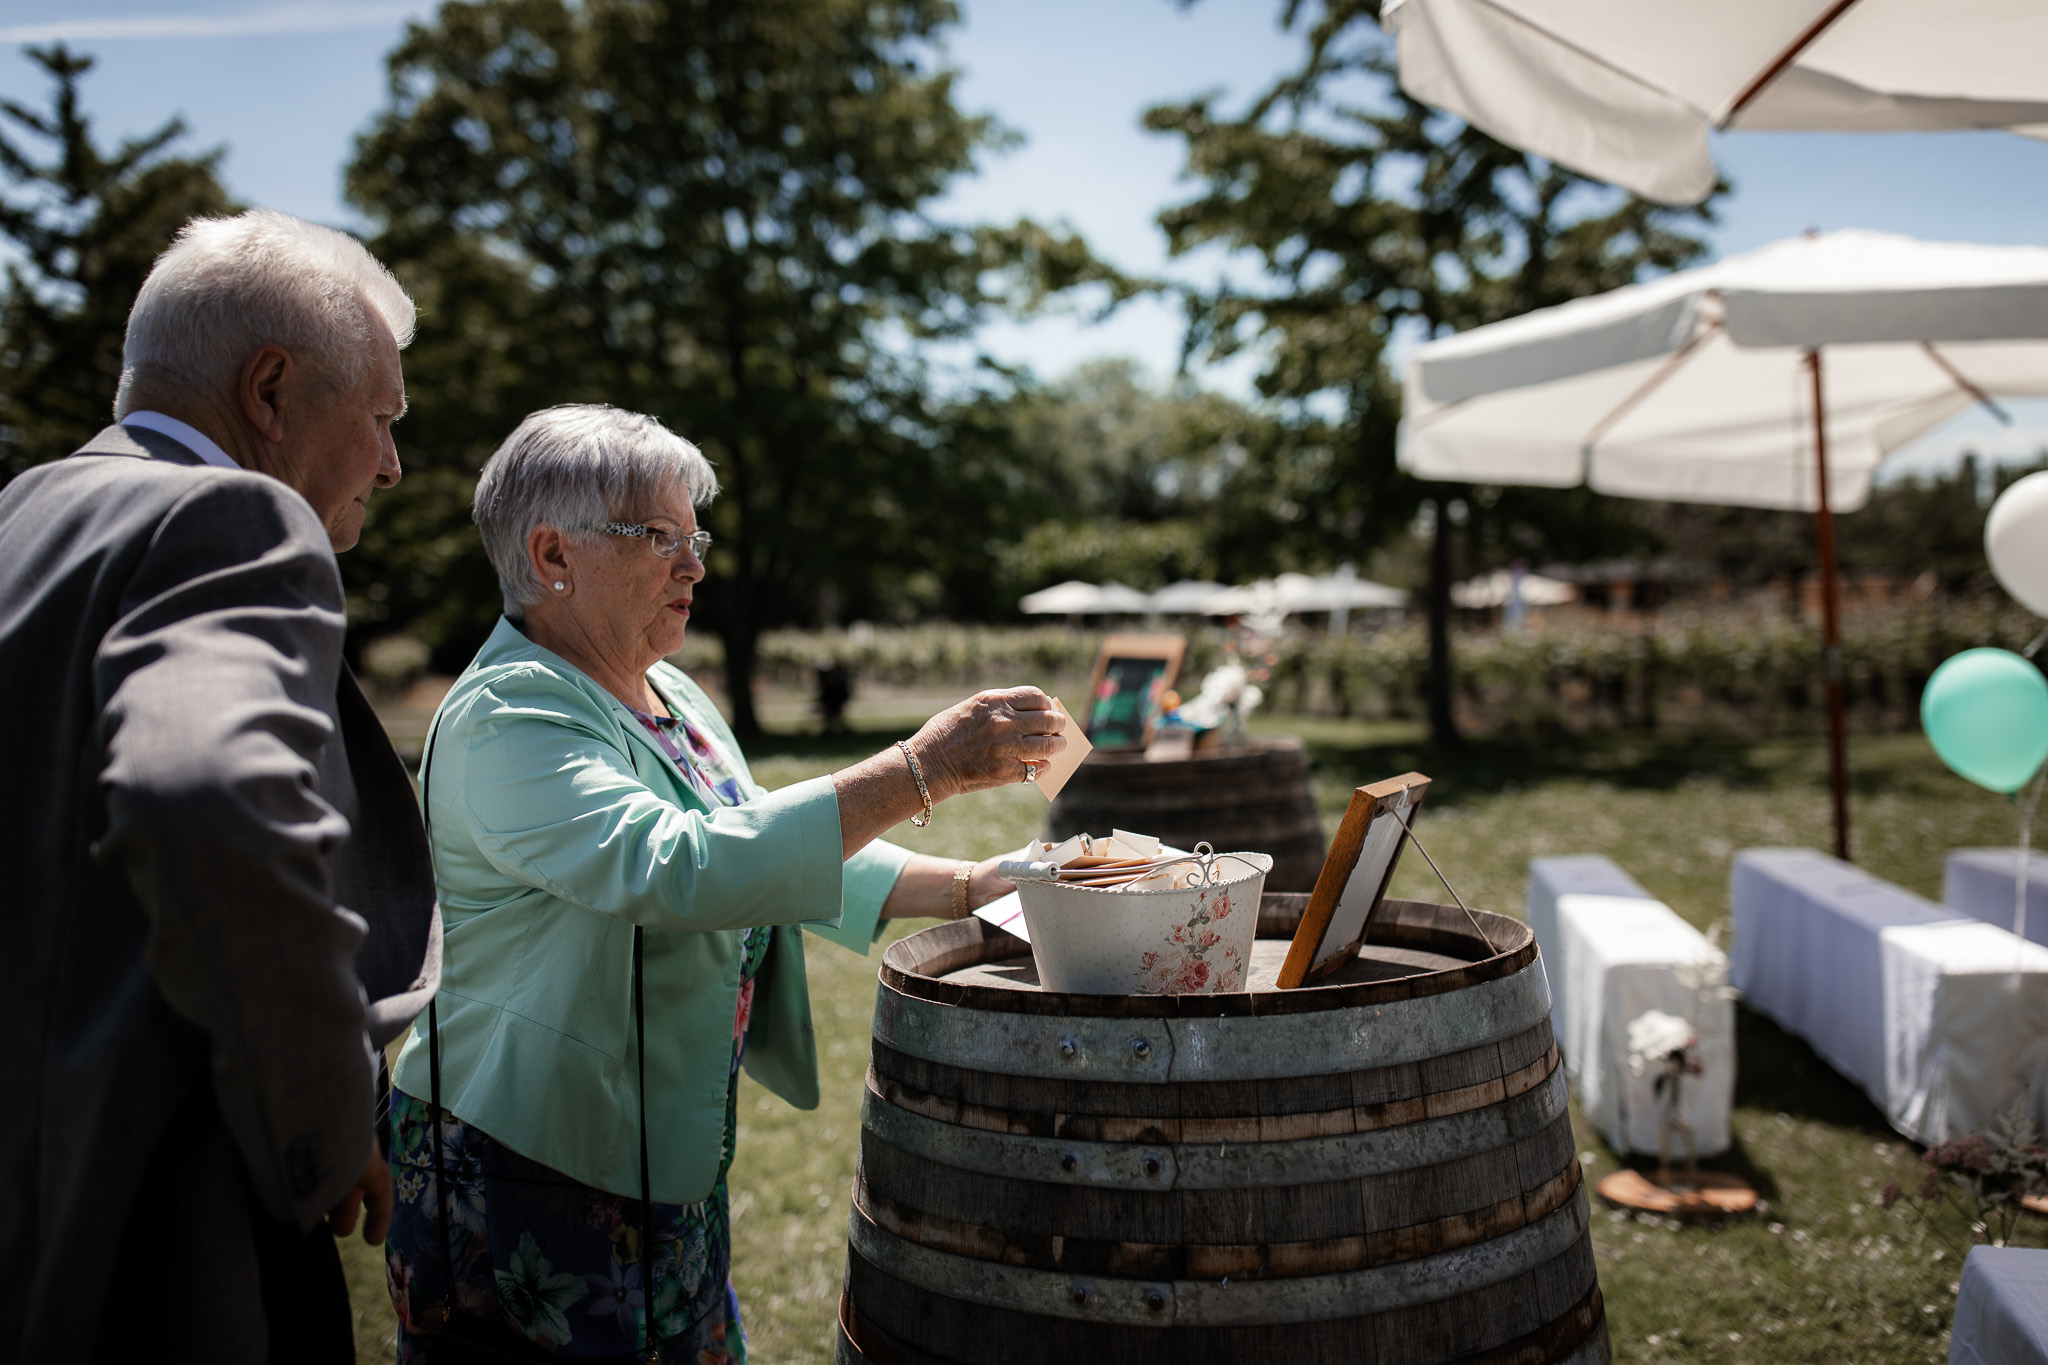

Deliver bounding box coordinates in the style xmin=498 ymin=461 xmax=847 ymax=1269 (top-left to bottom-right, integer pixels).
xmin=742 ymin=713 xmax=1941 ymax=807
xmin=1295 ymin=727 xmax=1784 ymax=807
xmin=1612 ymin=1127 xmax=1783 ymax=1203
xmin=1732 ymin=1002 xmax=1896 ymax=1139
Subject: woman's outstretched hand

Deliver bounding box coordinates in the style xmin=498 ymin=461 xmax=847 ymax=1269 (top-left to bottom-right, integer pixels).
xmin=833 ymin=687 xmax=1072 ymax=859
xmin=906 ymin=687 xmax=1069 ymax=801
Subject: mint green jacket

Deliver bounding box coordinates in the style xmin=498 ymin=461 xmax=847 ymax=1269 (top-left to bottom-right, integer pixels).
xmin=391 ymin=617 xmax=909 ymax=1204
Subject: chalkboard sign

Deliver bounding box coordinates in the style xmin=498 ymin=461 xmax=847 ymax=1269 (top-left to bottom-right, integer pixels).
xmin=1082 ymin=634 xmax=1186 ymax=750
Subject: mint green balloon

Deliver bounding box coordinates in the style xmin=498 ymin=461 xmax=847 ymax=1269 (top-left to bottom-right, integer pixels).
xmin=1922 ymin=648 xmax=2048 ymax=794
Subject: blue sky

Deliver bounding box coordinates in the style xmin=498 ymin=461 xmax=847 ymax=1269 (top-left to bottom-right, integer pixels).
xmin=5 ymin=0 xmax=2047 ymax=473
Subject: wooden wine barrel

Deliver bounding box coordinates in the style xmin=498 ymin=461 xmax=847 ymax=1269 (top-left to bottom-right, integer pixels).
xmin=836 ymin=895 xmax=1607 ymax=1365
xmin=1045 ymin=737 xmax=1326 ymax=892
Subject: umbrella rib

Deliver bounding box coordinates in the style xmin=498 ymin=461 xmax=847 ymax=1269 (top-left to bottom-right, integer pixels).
xmin=1721 ymin=0 xmax=1864 ymax=127
xmin=1578 ymin=317 xmax=1724 ymax=473
xmin=1920 ymin=342 xmax=2014 ymax=426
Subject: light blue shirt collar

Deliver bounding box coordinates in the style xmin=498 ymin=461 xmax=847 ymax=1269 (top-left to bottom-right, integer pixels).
xmin=120 ymin=410 xmax=240 ymax=471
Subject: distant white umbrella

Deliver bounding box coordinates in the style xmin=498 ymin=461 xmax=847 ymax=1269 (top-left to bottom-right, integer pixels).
xmin=1203 ymin=572 xmax=1408 ymax=620
xmin=1273 ymin=571 xmax=1410 ymax=613
xmin=1018 ymin=580 xmax=1153 ymax=615
xmin=1148 ymin=580 xmax=1231 ymax=614
xmin=1198 ymin=581 xmax=1276 ymax=619
xmin=1382 ymin=0 xmax=2048 ymax=206
xmin=1019 ymin=580 xmax=1100 ymax=615
xmin=1088 ymin=582 xmax=1155 ymax=614
xmin=1399 ymin=228 xmax=2048 ymax=860
xmin=1452 ymin=570 xmax=1576 ymax=610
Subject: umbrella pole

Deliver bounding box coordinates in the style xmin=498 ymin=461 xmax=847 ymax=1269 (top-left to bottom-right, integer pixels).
xmin=1807 ymin=349 xmax=1851 ymax=861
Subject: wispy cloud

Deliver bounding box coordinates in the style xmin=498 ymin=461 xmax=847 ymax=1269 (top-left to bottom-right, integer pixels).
xmin=0 ymin=3 xmax=427 ymax=44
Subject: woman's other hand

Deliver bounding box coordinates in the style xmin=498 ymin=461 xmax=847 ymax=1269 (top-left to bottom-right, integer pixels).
xmin=876 ymin=851 xmax=1019 ymax=922
xmin=905 ymin=687 xmax=1068 ymax=800
xmin=964 ymin=853 xmax=1016 ymax=912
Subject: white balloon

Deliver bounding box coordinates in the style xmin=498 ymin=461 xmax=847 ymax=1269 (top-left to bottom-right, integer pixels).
xmin=1987 ymin=471 xmax=2048 ymax=618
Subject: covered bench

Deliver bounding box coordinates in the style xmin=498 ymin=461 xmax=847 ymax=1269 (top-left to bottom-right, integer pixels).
xmin=1732 ymin=849 xmax=2048 ymax=1144
xmin=1528 ymin=855 xmax=1734 ymax=1157
xmin=1944 ymin=848 xmax=2048 ymax=950
xmin=1951 ymin=1246 xmax=2048 ymax=1365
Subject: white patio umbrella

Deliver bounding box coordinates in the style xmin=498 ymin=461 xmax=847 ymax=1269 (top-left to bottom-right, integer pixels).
xmin=1148 ymin=579 xmax=1231 ymax=614
xmin=1452 ymin=570 xmax=1576 ymax=610
xmin=1018 ymin=580 xmax=1152 ymax=615
xmin=1087 ymin=582 xmax=1156 ymax=614
xmin=1018 ymin=580 xmax=1100 ymax=615
xmin=1381 ymin=0 xmax=2048 ymax=205
xmin=1399 ymin=229 xmax=2048 ymax=859
xmin=1202 ymin=572 xmax=1410 ymax=632
xmin=1275 ymin=570 xmax=1411 ymax=613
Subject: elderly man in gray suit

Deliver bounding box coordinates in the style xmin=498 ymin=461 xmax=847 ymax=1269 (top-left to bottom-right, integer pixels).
xmin=0 ymin=209 xmax=441 ymax=1363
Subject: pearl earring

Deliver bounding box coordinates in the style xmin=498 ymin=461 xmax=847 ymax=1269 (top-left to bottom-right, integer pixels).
xmin=553 ymin=580 xmax=565 ymax=591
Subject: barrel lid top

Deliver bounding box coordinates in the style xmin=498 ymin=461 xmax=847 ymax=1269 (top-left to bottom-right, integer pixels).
xmin=879 ymin=897 xmax=1536 ymax=1018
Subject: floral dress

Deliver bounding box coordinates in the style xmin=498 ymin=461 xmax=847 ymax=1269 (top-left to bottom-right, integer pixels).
xmin=386 ymin=703 xmax=764 ymax=1363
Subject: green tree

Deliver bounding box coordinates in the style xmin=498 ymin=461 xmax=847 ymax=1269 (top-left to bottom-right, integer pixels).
xmin=1146 ymin=0 xmax=1716 ymax=742
xmin=345 ymin=0 xmax=1110 ymax=732
xmin=1634 ymin=453 xmax=2048 ymax=599
xmin=997 ymin=358 xmax=1274 ymax=595
xmin=0 ymin=45 xmax=235 ymax=480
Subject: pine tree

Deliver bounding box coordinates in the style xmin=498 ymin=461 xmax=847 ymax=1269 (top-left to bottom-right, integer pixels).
xmin=345 ymin=0 xmax=1114 ymax=725
xmin=0 ymin=45 xmax=236 ymax=481
xmin=1146 ymin=0 xmax=1719 ymax=743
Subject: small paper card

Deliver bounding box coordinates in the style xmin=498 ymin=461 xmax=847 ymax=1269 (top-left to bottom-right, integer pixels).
xmin=1032 ymin=701 xmax=1092 ymax=802
xmin=973 ymin=889 xmax=1029 ymax=942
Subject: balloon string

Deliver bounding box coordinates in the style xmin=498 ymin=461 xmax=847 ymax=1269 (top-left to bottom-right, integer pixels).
xmin=2016 ymin=768 xmax=2044 ymax=955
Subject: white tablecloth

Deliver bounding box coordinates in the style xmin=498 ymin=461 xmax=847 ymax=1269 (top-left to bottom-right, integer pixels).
xmin=1951 ymin=1246 xmax=2048 ymax=1365
xmin=1554 ymin=893 xmax=1734 ymax=1156
xmin=1527 ymin=854 xmax=1651 ymax=1024
xmin=1527 ymin=856 xmax=1732 ymax=1157
xmin=1881 ymin=921 xmax=2048 ymax=1144
xmin=1731 ymin=849 xmax=1953 ymax=1110
xmin=1733 ymin=848 xmax=2048 ymax=1144
xmin=1945 ymin=848 xmax=2048 ymax=950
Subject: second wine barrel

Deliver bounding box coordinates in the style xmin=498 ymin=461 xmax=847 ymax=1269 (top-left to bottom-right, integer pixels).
xmin=837 ymin=895 xmax=1608 ymax=1365
xmin=1045 ymin=736 xmax=1326 ymax=892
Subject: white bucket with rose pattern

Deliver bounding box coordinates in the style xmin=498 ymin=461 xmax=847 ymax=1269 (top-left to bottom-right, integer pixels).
xmin=1015 ymin=850 xmax=1270 ymax=994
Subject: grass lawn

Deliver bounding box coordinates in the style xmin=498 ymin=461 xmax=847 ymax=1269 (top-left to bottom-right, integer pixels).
xmin=341 ymin=704 xmax=2045 ymax=1364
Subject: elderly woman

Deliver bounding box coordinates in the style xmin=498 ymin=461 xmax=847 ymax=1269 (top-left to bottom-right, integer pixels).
xmin=384 ymin=405 xmax=1063 ymax=1363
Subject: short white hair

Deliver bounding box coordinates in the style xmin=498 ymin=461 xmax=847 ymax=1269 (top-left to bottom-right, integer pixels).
xmin=114 ymin=208 xmax=416 ymax=415
xmin=473 ymin=405 xmax=719 ymax=614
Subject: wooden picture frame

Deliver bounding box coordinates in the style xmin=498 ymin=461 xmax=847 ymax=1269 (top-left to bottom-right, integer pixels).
xmin=1275 ymin=771 xmax=1432 ymax=988
xmin=1080 ymin=634 xmax=1187 ymax=750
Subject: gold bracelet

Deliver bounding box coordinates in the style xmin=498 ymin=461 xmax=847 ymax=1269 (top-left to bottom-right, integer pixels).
xmin=895 ymin=740 xmax=933 ymax=827
xmin=952 ymin=860 xmax=975 ymax=919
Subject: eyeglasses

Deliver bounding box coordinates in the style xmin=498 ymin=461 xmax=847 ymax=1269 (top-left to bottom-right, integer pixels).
xmin=581 ymin=522 xmax=712 ymax=560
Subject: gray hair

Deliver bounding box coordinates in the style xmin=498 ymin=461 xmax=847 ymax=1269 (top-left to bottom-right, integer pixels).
xmin=473 ymin=404 xmax=719 ymax=613
xmin=114 ymin=208 xmax=416 ymax=415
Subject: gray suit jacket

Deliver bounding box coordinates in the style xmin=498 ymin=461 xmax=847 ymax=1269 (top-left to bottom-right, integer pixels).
xmin=0 ymin=424 xmax=440 ymax=1358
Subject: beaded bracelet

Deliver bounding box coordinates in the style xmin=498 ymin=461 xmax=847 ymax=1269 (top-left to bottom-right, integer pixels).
xmin=895 ymin=740 xmax=933 ymax=827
